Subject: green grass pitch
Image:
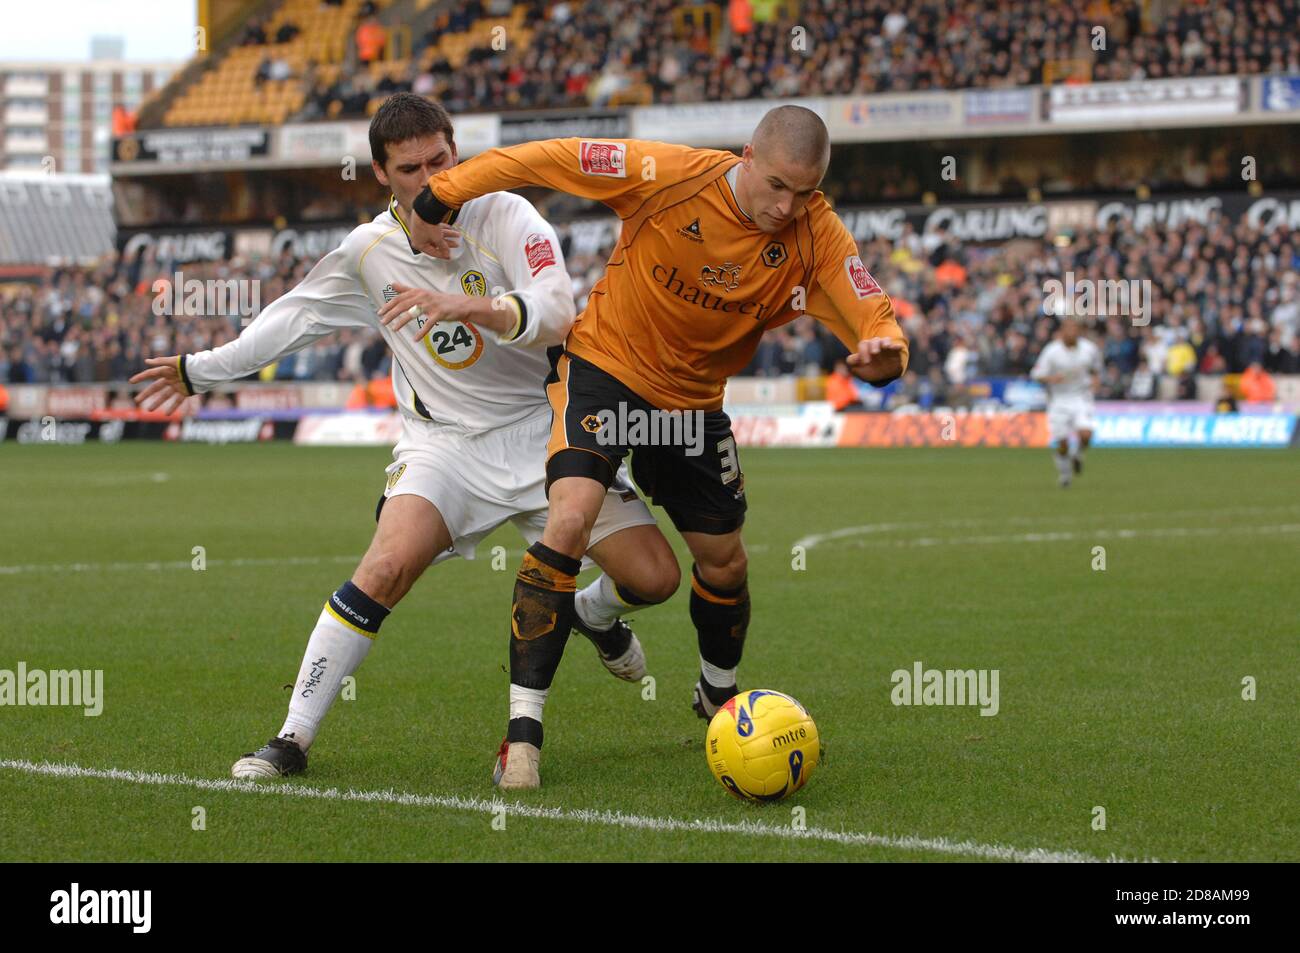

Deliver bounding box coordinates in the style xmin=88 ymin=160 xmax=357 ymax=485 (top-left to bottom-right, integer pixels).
xmin=1 ymin=442 xmax=1296 ymax=862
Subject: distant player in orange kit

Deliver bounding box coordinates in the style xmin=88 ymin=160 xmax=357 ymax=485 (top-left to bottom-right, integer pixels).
xmin=407 ymin=105 xmax=909 ymax=789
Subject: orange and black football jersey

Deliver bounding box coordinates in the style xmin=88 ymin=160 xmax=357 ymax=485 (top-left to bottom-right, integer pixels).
xmin=426 ymin=138 xmax=908 ymax=410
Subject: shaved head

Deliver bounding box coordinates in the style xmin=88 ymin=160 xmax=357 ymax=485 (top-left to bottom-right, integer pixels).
xmin=735 ymin=105 xmax=831 ymax=233
xmin=752 ymin=105 xmax=831 ymax=173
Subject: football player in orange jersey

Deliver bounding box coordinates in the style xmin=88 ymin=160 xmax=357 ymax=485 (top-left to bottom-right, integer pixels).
xmin=409 ymin=106 xmax=908 ymax=789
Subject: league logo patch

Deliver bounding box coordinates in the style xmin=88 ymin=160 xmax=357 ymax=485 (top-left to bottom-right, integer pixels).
xmin=845 ymin=255 xmax=883 ymax=298
xmin=525 ymin=234 xmax=557 ymax=276
xmin=578 ymin=140 xmax=627 ymax=178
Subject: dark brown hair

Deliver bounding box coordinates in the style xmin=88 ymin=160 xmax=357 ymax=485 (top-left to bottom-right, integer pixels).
xmin=368 ymin=93 xmax=455 ymax=167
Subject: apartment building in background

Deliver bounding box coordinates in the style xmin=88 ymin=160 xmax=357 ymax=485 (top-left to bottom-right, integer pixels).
xmin=1 ymin=37 xmax=177 ymax=174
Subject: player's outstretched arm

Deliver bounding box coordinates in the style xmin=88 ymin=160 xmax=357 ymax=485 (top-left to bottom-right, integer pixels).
xmin=804 ymin=218 xmax=910 ymax=385
xmin=156 ymin=239 xmax=379 ymax=397
xmin=407 ymin=138 xmax=730 ymax=254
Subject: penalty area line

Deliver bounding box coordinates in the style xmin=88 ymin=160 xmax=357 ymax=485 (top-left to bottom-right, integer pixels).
xmin=0 ymin=758 xmax=1148 ymax=863
xmin=794 ymin=522 xmax=1300 ymax=552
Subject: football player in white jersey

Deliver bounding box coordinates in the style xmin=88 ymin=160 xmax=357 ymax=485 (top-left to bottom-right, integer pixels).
xmin=1029 ymin=317 xmax=1104 ymax=487
xmin=130 ymin=95 xmax=680 ymax=788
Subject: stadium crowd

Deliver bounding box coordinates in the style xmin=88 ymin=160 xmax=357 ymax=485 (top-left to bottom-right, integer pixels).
xmin=302 ymin=0 xmax=1300 ymax=120
xmin=0 ymin=253 xmax=391 ymax=389
xmin=852 ymin=215 xmax=1300 ymax=407
xmin=3 ymin=214 xmax=1296 ymax=409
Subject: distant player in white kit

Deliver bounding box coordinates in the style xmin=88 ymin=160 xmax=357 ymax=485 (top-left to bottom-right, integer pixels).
xmin=1030 ymin=317 xmax=1103 ymax=488
xmin=130 ymin=95 xmax=680 ymax=787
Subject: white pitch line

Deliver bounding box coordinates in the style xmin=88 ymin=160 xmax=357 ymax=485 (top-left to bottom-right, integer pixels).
xmin=0 ymin=758 xmax=1144 ymax=863
xmin=81 ymin=472 xmax=173 ymax=486
xmin=0 ymin=554 xmax=363 ymax=576
xmin=794 ymin=522 xmax=919 ymax=549
xmin=0 ymin=548 xmax=775 ymax=576
xmin=4 ymin=505 xmax=1293 ymax=575
xmin=791 ymin=503 xmax=1300 ymax=551
xmin=797 ymin=522 xmax=1300 ymax=552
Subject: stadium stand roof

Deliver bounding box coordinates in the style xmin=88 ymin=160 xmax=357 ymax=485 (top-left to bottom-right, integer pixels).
xmin=0 ymin=174 xmax=115 ymax=267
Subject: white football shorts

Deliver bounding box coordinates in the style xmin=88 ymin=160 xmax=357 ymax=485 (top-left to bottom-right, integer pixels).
xmin=381 ymin=410 xmax=656 ymax=566
xmin=1046 ymin=397 xmax=1096 ymax=443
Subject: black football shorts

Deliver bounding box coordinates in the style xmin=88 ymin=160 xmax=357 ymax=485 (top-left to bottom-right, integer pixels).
xmin=543 ymin=350 xmax=746 ymax=535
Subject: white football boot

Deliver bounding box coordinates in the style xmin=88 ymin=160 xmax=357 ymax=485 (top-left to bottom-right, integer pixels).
xmin=573 ymin=617 xmax=647 ymax=682
xmin=492 ymin=739 xmax=541 ymax=790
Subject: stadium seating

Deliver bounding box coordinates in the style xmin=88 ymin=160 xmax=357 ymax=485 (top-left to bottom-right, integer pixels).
xmin=163 ymin=0 xmax=389 ymax=127
xmin=144 ymin=0 xmax=1300 ymax=127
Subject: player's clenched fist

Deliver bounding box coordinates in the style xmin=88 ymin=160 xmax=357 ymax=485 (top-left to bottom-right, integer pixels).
xmin=129 ymin=356 xmax=199 ymax=415
xmin=405 ymin=217 xmax=459 ymax=259
xmin=846 ymin=337 xmax=906 ymax=382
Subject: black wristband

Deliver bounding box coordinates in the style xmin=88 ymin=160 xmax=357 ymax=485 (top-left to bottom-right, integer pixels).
xmin=177 ymin=354 xmax=195 ymax=396
xmin=412 ymin=185 xmax=454 ymax=224
xmin=507 ymin=293 xmax=528 ymax=341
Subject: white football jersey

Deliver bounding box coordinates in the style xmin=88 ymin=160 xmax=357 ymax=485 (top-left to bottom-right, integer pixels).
xmin=184 ymin=192 xmax=574 ymax=433
xmin=1030 ymin=337 xmax=1102 ymax=402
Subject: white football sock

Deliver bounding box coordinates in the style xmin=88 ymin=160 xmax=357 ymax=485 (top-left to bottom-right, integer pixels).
xmin=1053 ymin=453 xmax=1072 ymax=479
xmin=279 ymin=608 xmax=373 ymax=750
xmin=509 ymin=684 xmax=548 ymax=724
xmin=574 ymin=573 xmax=625 ymax=632
xmin=701 ymin=658 xmax=737 ymax=689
